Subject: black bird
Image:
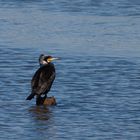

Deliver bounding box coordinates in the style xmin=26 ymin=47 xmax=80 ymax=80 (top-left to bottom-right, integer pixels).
xmin=26 ymin=54 xmax=59 ymax=101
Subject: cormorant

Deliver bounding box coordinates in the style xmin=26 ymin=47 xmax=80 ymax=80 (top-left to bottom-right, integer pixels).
xmin=26 ymin=54 xmax=59 ymax=101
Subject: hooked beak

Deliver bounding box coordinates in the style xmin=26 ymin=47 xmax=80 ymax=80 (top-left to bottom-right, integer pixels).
xmin=48 ymin=57 xmax=60 ymax=62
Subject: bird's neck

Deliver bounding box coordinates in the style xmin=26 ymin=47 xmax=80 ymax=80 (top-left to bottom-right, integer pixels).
xmin=40 ymin=62 xmax=51 ymax=67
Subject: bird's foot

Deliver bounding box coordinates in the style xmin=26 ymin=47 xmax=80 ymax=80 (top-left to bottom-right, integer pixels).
xmin=36 ymin=96 xmax=56 ymax=106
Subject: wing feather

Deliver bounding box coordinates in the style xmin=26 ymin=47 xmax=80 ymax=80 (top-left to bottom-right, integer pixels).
xmin=37 ymin=72 xmax=55 ymax=95
xmin=31 ymin=64 xmax=55 ymax=96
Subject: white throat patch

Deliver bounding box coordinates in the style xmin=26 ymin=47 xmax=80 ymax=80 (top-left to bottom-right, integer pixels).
xmin=42 ymin=60 xmax=48 ymax=65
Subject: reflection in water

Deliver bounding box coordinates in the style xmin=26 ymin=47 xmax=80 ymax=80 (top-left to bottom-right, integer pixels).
xmin=28 ymin=105 xmax=52 ymax=121
xmin=28 ymin=105 xmax=57 ymax=139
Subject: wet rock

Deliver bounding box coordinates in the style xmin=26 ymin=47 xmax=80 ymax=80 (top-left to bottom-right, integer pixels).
xmin=36 ymin=96 xmax=56 ymax=106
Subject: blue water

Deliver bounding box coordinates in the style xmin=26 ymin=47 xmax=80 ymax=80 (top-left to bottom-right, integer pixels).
xmin=0 ymin=0 xmax=140 ymax=140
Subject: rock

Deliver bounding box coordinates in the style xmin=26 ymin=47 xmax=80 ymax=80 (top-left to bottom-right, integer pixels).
xmin=36 ymin=96 xmax=56 ymax=106
xmin=43 ymin=96 xmax=56 ymax=106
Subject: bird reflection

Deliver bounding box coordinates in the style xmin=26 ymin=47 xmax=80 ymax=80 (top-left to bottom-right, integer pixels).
xmin=28 ymin=105 xmax=52 ymax=121
xmin=28 ymin=106 xmax=57 ymax=139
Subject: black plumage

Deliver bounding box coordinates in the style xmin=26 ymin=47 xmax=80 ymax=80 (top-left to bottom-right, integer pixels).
xmin=26 ymin=54 xmax=58 ymax=101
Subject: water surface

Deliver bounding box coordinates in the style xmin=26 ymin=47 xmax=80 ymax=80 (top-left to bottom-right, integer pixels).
xmin=0 ymin=0 xmax=140 ymax=140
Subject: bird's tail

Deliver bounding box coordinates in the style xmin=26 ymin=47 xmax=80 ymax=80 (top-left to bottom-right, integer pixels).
xmin=26 ymin=92 xmax=35 ymax=100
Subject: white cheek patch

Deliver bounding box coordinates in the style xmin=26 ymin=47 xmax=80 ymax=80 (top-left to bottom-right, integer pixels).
xmin=42 ymin=60 xmax=48 ymax=64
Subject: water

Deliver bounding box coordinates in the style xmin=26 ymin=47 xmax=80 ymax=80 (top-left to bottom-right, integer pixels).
xmin=0 ymin=0 xmax=140 ymax=139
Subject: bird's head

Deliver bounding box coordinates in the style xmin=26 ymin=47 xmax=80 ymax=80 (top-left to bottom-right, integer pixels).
xmin=39 ymin=54 xmax=59 ymax=66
